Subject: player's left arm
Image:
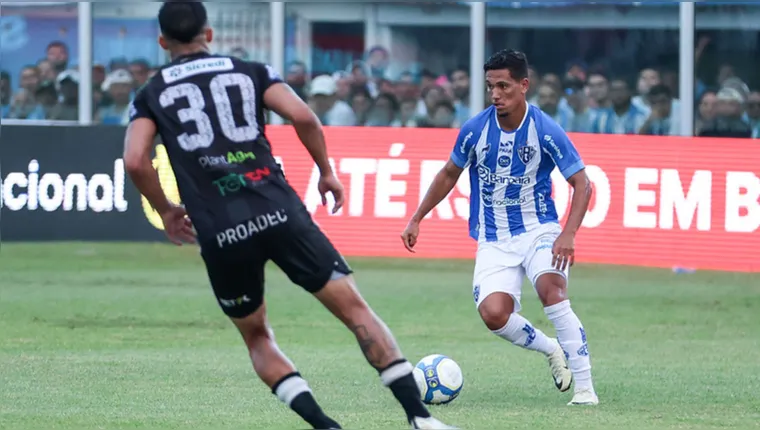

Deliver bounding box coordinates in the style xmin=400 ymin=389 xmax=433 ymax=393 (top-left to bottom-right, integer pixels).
xmin=123 ymin=91 xmax=173 ymax=216
xmin=541 ymin=123 xmax=592 ymax=269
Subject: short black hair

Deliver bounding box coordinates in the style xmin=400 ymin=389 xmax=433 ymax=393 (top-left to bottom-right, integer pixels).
xmin=563 ymin=77 xmax=585 ymax=93
xmin=46 ymin=41 xmax=68 ymax=52
xmin=376 ymin=92 xmax=400 ymax=112
xmin=483 ymin=49 xmax=528 ymax=80
xmin=648 ymin=83 xmax=672 ymax=99
xmin=158 ymin=1 xmax=208 ymax=44
xmin=1 ymin=70 xmax=10 ymax=81
xmin=449 ymin=65 xmax=469 ymax=79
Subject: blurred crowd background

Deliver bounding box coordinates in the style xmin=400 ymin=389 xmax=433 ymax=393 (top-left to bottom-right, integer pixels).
xmin=2 ymin=1 xmax=760 ymax=138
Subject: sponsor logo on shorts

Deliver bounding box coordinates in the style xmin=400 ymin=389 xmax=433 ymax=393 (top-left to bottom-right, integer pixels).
xmin=199 ymin=151 xmax=256 ymax=168
xmin=212 ymin=168 xmax=272 ymax=196
xmin=216 ymin=209 xmax=288 ymax=248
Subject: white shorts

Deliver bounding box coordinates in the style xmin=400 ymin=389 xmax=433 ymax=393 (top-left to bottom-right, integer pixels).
xmin=472 ymin=223 xmax=568 ymax=312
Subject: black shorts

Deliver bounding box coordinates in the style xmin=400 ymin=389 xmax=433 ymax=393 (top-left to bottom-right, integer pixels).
xmin=199 ymin=206 xmax=353 ymax=319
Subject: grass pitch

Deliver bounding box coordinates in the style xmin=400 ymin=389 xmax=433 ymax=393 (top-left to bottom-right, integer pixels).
xmin=1 ymin=243 xmax=759 ymax=429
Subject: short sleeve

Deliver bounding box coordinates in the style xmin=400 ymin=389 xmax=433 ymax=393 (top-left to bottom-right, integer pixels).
xmin=129 ymin=85 xmax=154 ymax=123
xmin=252 ymin=62 xmax=284 ymax=93
xmin=540 ymin=119 xmax=585 ymax=180
xmin=450 ymin=125 xmax=477 ymax=169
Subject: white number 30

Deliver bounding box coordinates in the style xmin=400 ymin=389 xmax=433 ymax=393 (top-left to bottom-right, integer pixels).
xmin=158 ymin=72 xmax=260 ymax=152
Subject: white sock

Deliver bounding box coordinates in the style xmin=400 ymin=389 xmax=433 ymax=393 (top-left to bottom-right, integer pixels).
xmin=492 ymin=313 xmax=557 ymax=356
xmin=544 ymin=300 xmax=594 ymax=393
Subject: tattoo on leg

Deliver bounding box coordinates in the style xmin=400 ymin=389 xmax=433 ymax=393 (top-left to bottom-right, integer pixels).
xmin=351 ymin=322 xmax=398 ymax=369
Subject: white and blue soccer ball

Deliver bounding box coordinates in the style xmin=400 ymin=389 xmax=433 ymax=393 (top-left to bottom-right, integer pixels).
xmin=412 ymin=354 xmax=463 ymax=405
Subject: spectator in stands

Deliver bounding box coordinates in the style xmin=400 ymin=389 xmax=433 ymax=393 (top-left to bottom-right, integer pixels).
xmin=0 ymin=71 xmax=11 ymax=118
xmin=96 ymin=70 xmax=134 ymax=125
xmin=587 ymin=71 xmax=610 ymax=110
xmin=37 ymin=59 xmax=56 ymax=82
xmin=720 ymin=76 xmax=750 ymax=101
xmin=350 ymin=87 xmax=373 ymax=126
xmin=365 ymin=46 xmax=390 ymax=80
xmin=424 ymin=100 xmax=457 ymax=129
xmin=591 ymin=78 xmax=648 ymax=135
xmin=537 ymin=83 xmax=573 ymax=131
xmin=366 ymin=93 xmax=399 ymax=127
xmin=47 ymin=69 xmax=79 ymax=121
xmin=450 ymin=66 xmax=470 ymax=126
xmin=744 ymin=91 xmax=760 ymax=138
xmin=526 ymin=66 xmax=540 ymax=103
xmin=395 ymin=71 xmax=418 ymax=103
xmin=333 ymin=71 xmax=353 ymax=102
xmin=92 ymin=64 xmax=107 ymax=88
xmin=34 ymin=81 xmax=58 ymax=119
xmin=109 ymin=58 xmax=130 ymax=72
xmin=46 ymin=41 xmax=69 ymax=76
xmin=420 ymin=69 xmax=437 ymax=92
xmin=563 ymin=78 xmax=593 ymax=133
xmin=378 ymin=78 xmax=395 ymax=96
xmin=286 ymin=61 xmax=308 ymax=101
xmin=695 ymin=90 xmax=717 ymax=136
xmin=698 ymin=87 xmax=752 ymax=138
xmin=417 ymin=85 xmax=446 ymax=125
xmin=129 ymin=59 xmax=151 ymax=89
xmin=397 ymin=98 xmax=418 ymax=127
xmin=633 ymin=67 xmax=659 ymax=112
xmin=9 ymin=65 xmax=45 ymax=120
xmin=639 ymin=84 xmax=678 ymax=136
xmin=307 ymin=74 xmax=356 ymax=126
xmin=565 ymin=59 xmax=588 ymax=83
xmin=348 ymin=60 xmax=376 ymax=97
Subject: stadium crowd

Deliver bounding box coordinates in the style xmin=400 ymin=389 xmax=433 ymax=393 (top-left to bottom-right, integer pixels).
xmin=3 ymin=39 xmax=758 ymax=139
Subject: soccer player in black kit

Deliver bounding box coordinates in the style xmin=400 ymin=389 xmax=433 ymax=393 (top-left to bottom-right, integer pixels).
xmin=123 ymin=2 xmax=453 ymax=429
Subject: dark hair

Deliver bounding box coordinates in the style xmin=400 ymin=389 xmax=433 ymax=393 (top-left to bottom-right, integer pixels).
xmin=130 ymin=58 xmax=151 ymax=69
xmin=697 ymin=89 xmax=717 ymax=105
xmin=433 ymin=100 xmax=455 ymax=114
xmin=587 ymin=71 xmax=609 ymax=82
xmin=158 ymin=1 xmax=208 ymax=44
xmin=421 ymin=84 xmax=445 ymax=100
xmin=0 ymin=70 xmax=10 ymax=81
xmin=46 ymin=41 xmax=68 ymax=52
xmin=421 ymin=69 xmax=437 ymax=80
xmin=449 ymin=65 xmax=469 ymax=80
xmin=349 ymin=86 xmax=372 ymax=101
xmin=648 ymin=83 xmax=672 ymax=99
xmin=563 ymin=77 xmax=585 ymax=93
xmin=376 ymin=92 xmax=399 ymax=112
xmin=483 ymin=49 xmax=529 ymax=80
xmin=610 ymin=77 xmax=631 ymax=89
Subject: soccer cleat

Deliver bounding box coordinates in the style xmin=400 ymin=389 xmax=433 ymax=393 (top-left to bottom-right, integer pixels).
xmin=547 ymin=341 xmax=573 ymax=392
xmin=410 ymin=416 xmax=457 ymax=429
xmin=568 ymin=389 xmax=599 ymax=406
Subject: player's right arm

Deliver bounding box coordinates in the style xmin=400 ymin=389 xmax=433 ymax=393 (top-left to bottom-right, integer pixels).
xmin=256 ymin=64 xmax=343 ymax=213
xmin=401 ymin=127 xmax=474 ymax=252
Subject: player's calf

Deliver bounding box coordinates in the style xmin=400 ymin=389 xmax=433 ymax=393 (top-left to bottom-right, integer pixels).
xmin=231 ymin=305 xmax=341 ymax=429
xmin=314 ymin=275 xmax=438 ymax=425
xmin=536 ymin=273 xmax=596 ymax=399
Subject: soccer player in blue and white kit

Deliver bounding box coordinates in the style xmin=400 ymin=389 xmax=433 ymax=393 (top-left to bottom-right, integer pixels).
xmin=402 ymin=49 xmax=598 ymax=406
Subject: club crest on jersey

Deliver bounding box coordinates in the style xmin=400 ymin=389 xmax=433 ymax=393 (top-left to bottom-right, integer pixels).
xmin=517 ymin=145 xmax=536 ymax=164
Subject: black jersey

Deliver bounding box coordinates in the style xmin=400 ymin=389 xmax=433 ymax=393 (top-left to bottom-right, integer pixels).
xmin=129 ymin=52 xmax=306 ymax=243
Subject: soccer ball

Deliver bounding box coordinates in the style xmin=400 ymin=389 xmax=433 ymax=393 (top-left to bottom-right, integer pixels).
xmin=412 ymin=354 xmax=463 ymax=405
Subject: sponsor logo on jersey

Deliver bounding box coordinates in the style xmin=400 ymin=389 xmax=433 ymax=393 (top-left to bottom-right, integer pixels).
xmin=216 ymin=210 xmax=289 ymax=248
xmin=198 ymin=151 xmax=256 ymax=168
xmin=162 ymin=57 xmax=234 ymax=84
xmin=544 ymin=134 xmax=564 ymax=160
xmin=477 ymin=165 xmax=530 ymax=186
xmin=211 ymin=168 xmax=272 ymax=196
xmin=481 ymin=189 xmax=527 ymax=208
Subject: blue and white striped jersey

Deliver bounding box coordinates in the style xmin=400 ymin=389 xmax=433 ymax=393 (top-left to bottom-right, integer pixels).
xmin=450 ymin=103 xmax=585 ymax=242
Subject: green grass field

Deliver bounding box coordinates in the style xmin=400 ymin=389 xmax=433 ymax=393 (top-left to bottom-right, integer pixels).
xmin=1 ymin=243 xmax=759 ymax=429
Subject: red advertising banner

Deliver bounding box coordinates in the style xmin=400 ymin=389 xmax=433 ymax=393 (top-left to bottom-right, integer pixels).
xmin=258 ymin=126 xmax=759 ymax=273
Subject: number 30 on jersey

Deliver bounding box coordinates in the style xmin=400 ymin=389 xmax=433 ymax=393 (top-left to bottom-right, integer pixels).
xmin=158 ymin=72 xmax=260 ymax=152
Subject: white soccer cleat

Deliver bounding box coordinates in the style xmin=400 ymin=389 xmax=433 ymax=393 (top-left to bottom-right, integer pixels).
xmin=547 ymin=341 xmax=573 ymax=392
xmin=410 ymin=416 xmax=457 ymax=429
xmin=568 ymin=389 xmax=599 ymax=406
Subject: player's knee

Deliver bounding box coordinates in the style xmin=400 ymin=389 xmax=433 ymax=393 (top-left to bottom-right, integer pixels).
xmin=231 ymin=309 xmax=273 ymax=348
xmin=478 ymin=293 xmax=515 ymax=331
xmin=535 ymin=273 xmax=568 ymax=307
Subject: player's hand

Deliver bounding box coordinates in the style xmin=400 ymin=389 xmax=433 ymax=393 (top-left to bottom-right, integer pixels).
xmin=317 ymin=173 xmax=344 ymax=214
xmin=160 ymin=204 xmax=196 ymax=246
xmin=401 ymin=220 xmax=420 ymax=253
xmin=552 ymin=232 xmax=575 ymax=271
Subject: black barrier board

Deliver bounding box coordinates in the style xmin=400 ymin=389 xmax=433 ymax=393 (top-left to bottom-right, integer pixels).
xmin=0 ymin=125 xmax=166 ymax=242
